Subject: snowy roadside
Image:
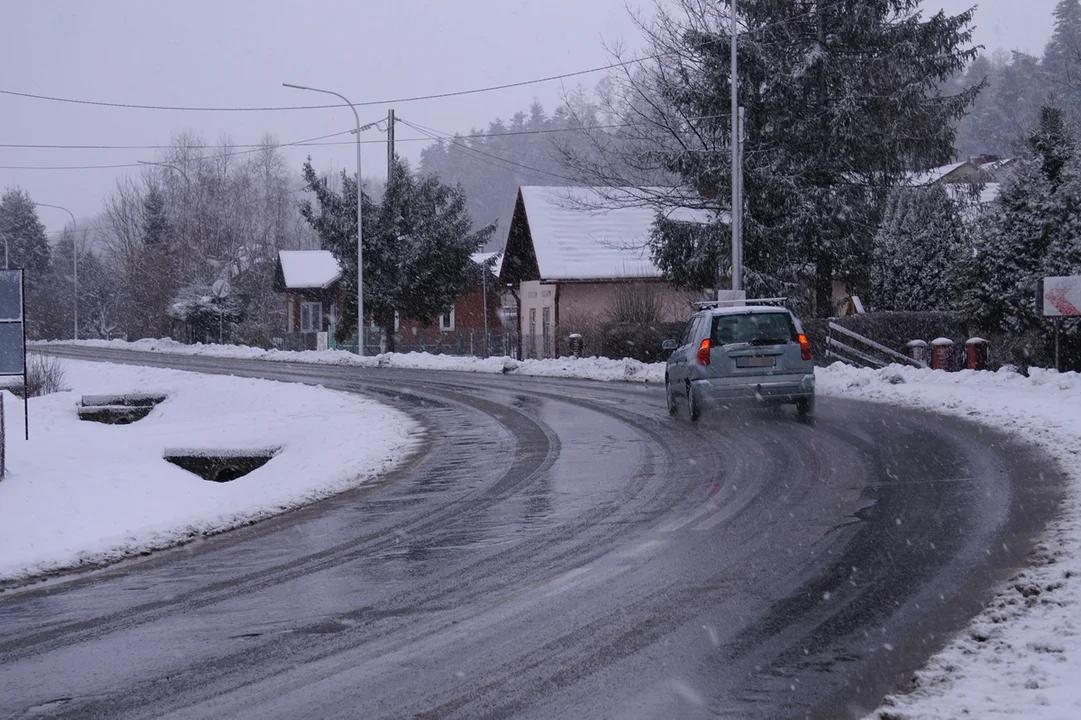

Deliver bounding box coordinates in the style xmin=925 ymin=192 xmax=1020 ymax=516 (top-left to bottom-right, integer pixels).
xmin=38 ymin=338 xmax=666 ymax=383
xmin=813 ymin=364 xmax=1081 ymax=720
xmin=0 ymin=359 xmax=420 ymax=584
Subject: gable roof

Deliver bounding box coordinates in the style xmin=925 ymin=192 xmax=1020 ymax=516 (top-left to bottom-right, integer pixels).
xmin=471 ymin=251 xmax=504 ymax=277
xmin=277 ymin=250 xmax=342 ymax=290
xmin=513 ymin=186 xmax=713 ymax=282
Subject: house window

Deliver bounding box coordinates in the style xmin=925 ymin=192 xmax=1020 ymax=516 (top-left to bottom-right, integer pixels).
xmin=529 ymin=308 xmax=537 ymax=359
xmin=439 ymin=308 xmax=455 ymax=331
xmin=371 ymin=311 xmax=400 ymax=331
xmin=543 ymin=307 xmax=551 ymax=357
xmin=300 ymin=302 xmax=322 ymax=333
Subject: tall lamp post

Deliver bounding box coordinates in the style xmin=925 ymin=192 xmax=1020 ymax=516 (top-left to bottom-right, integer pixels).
xmin=37 ymin=203 xmax=78 ymax=339
xmin=730 ymin=0 xmax=743 ymax=294
xmin=283 ymin=82 xmax=365 ymax=355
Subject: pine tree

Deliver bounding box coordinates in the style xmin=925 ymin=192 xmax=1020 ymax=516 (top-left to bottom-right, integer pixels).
xmin=872 ymin=185 xmax=964 ymax=312
xmin=637 ymin=0 xmax=980 ymax=315
xmin=957 ymin=156 xmax=1059 ymax=335
xmin=0 ymin=187 xmax=51 ymax=286
xmin=141 ymin=185 xmax=170 ymax=247
xmin=300 ymin=158 xmax=495 ymax=350
xmin=1044 ymin=0 xmax=1081 ymax=116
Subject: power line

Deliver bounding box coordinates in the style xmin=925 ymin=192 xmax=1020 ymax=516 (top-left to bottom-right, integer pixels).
xmin=0 ymin=128 xmax=379 ymax=170
xmin=0 ymin=58 xmax=642 ymax=113
xmin=0 ymin=2 xmax=856 ymax=114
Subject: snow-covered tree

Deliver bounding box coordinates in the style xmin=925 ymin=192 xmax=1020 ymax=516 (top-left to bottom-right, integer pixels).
xmin=300 ymin=158 xmax=494 ymax=350
xmin=872 ymin=185 xmax=965 ymax=312
xmin=569 ymin=0 xmax=980 ymax=315
xmin=0 ymin=187 xmax=51 ymax=286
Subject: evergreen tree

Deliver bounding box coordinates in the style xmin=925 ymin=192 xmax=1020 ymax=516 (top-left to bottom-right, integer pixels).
xmin=141 ymin=185 xmax=170 ymax=247
xmin=300 ymin=158 xmax=494 ymax=350
xmin=871 ymin=185 xmax=964 ymax=312
xmin=637 ymin=0 xmax=980 ymax=315
xmin=0 ymin=187 xmax=51 ymax=285
xmin=957 ymin=108 xmax=1068 ymax=335
xmin=1044 ymin=0 xmax=1081 ymax=115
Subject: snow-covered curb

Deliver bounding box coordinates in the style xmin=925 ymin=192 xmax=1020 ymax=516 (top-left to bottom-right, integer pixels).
xmin=0 ymin=359 xmax=420 ymax=584
xmin=37 ymin=338 xmax=665 ymax=383
xmin=813 ymin=364 xmax=1081 ymax=720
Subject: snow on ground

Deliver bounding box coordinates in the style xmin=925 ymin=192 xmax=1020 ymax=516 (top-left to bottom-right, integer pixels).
xmin=39 ymin=338 xmax=666 ymax=383
xmin=0 ymin=359 xmax=420 ymax=583
xmin=33 ymin=340 xmax=1081 ymax=717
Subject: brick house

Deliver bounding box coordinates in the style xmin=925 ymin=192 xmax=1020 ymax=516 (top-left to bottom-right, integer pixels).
xmin=273 ymin=250 xmax=343 ymax=350
xmin=370 ymin=252 xmax=504 ymax=355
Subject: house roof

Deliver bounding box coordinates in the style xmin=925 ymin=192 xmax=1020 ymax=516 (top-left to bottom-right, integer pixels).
xmin=907 ymin=161 xmax=969 ymax=186
xmin=516 ymin=186 xmax=714 ymax=281
xmin=277 ymin=250 xmax=342 ymax=290
xmin=471 ymin=251 xmax=504 ymax=277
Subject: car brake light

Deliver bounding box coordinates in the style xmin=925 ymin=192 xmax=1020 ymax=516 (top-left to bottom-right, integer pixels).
xmin=798 ymin=333 xmax=812 ymax=361
xmin=697 ymin=338 xmax=711 ymax=366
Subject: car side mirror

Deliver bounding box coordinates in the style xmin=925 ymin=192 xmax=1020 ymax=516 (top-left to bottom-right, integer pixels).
xmin=661 ymin=339 xmax=677 ymax=352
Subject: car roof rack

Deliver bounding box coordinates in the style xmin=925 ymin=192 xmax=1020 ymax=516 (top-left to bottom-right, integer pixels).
xmin=693 ymin=297 xmax=789 ymax=310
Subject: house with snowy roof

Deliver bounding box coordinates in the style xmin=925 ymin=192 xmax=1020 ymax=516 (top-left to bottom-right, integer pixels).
xmin=499 ymin=186 xmax=712 ymax=359
xmin=274 ymin=249 xmax=505 ymax=355
xmin=274 ymin=250 xmax=344 ymax=349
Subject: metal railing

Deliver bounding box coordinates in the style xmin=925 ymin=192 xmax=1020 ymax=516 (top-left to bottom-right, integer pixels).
xmin=825 ymin=322 xmax=924 ymax=369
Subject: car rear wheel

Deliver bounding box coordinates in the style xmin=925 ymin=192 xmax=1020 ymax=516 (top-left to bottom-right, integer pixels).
xmin=665 ymin=378 xmax=677 ymax=416
xmin=686 ymin=383 xmax=701 ymax=423
xmin=796 ymin=395 xmax=815 ymax=418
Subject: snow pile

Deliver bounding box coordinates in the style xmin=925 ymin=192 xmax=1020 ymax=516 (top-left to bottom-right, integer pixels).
xmin=40 ymin=338 xmax=667 ymax=383
xmin=813 ymin=363 xmax=1081 ymax=720
xmin=0 ymin=360 xmax=420 ymax=583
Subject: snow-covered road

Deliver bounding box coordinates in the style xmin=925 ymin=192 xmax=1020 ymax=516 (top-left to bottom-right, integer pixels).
xmin=23 ymin=341 xmax=1081 ymax=718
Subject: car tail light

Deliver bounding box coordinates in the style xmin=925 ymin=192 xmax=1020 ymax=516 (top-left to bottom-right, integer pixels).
xmin=697 ymin=338 xmax=711 ymax=366
xmin=798 ymin=333 xmax=812 ymax=361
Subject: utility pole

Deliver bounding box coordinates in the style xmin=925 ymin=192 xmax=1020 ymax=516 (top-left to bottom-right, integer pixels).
xmin=387 ymin=109 xmax=396 ymax=184
xmin=730 ymin=0 xmax=743 ymax=293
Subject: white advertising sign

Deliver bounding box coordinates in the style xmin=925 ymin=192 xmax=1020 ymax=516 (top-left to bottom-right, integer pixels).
xmin=1043 ymin=276 xmax=1081 ymax=317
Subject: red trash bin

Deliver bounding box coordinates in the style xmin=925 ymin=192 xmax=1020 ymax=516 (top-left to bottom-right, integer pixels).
xmin=965 ymin=337 xmax=989 ymax=371
xmin=931 ymin=338 xmax=954 ymax=371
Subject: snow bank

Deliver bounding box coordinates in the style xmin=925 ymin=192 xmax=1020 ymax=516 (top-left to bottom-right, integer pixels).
xmin=39 ymin=338 xmax=666 ymax=383
xmin=0 ymin=359 xmax=420 ymax=583
xmin=814 ymin=363 xmax=1081 ymax=720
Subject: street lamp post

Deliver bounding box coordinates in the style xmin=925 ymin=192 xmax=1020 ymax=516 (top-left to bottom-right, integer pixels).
xmin=283 ymin=82 xmax=365 ymax=355
xmin=37 ymin=203 xmax=78 ymax=340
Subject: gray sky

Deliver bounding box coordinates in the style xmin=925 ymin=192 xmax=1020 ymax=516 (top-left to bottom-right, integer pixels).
xmin=0 ymin=0 xmax=1060 ymax=234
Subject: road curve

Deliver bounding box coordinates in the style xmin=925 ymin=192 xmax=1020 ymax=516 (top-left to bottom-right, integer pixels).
xmin=0 ymin=347 xmax=1064 ymax=720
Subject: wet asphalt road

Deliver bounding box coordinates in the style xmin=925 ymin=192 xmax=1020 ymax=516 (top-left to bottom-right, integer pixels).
xmin=0 ymin=347 xmax=1065 ymax=719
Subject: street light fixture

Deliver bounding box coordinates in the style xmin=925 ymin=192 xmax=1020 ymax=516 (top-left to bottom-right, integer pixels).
xmin=137 ymin=159 xmax=192 ymax=186
xmin=37 ymin=203 xmax=78 ymax=340
xmin=283 ymin=82 xmax=365 ymax=355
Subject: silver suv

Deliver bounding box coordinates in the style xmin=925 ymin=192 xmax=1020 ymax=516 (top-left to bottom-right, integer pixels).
xmin=662 ymin=305 xmax=815 ymax=421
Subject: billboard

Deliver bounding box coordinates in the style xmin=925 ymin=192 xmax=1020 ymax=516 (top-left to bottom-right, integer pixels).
xmin=1043 ymin=276 xmax=1081 ymax=317
xmin=0 ymin=270 xmax=23 ymax=375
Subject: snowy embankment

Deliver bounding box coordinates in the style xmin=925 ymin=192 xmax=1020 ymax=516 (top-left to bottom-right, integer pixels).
xmin=39 ymin=338 xmax=666 ymax=383
xmin=0 ymin=359 xmax=420 ymax=584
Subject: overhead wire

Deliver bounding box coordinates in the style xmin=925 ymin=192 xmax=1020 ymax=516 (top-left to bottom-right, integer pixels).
xmin=0 ymin=0 xmax=856 ymax=114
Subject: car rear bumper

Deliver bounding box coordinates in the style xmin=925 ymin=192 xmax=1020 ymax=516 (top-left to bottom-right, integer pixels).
xmin=692 ymin=373 xmax=815 ymax=406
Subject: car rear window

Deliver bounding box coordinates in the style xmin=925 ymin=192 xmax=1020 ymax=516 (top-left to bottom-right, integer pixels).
xmin=711 ymin=312 xmax=797 ymax=346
